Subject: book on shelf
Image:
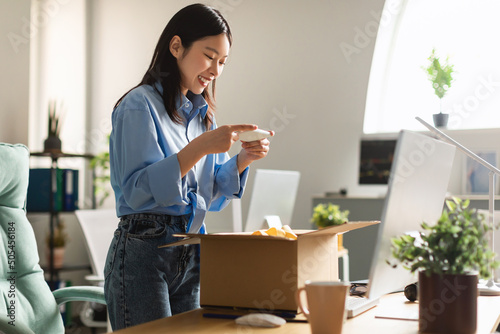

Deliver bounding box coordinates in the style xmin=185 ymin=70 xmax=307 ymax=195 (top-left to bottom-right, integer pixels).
xmin=27 ymin=168 xmax=79 ymax=212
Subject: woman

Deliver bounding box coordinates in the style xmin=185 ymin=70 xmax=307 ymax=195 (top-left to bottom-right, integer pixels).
xmin=104 ymin=3 xmax=272 ymax=330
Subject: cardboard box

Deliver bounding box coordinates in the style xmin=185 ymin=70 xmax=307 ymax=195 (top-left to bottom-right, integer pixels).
xmin=161 ymin=221 xmax=378 ymax=312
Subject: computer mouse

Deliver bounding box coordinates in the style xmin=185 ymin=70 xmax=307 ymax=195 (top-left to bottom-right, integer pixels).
xmin=235 ymin=313 xmax=286 ymax=328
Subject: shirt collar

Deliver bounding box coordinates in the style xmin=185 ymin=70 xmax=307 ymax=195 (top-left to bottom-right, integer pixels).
xmin=185 ymin=91 xmax=208 ymax=119
xmin=153 ymin=81 xmax=208 ymax=119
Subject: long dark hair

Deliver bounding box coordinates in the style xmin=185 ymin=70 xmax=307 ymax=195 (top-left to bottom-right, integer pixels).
xmin=115 ymin=3 xmax=232 ymax=129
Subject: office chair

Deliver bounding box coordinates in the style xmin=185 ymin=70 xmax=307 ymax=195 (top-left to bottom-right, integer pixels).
xmin=0 ymin=143 xmax=105 ymax=334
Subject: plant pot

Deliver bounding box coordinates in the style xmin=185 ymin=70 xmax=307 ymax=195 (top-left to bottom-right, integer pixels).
xmin=46 ymin=247 xmax=65 ymax=269
xmin=418 ymin=271 xmax=477 ymax=334
xmin=43 ymin=135 xmax=62 ymax=153
xmin=432 ymin=113 xmax=449 ymax=128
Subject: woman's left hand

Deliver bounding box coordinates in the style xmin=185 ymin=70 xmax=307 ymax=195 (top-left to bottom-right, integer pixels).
xmin=237 ymin=131 xmax=274 ymax=173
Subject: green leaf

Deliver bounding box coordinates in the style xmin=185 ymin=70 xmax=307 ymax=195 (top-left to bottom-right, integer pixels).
xmin=311 ymin=203 xmax=349 ymax=227
xmin=446 ymin=199 xmax=457 ymax=212
xmin=423 ymin=49 xmax=455 ymax=100
xmin=388 ymin=195 xmax=498 ymax=278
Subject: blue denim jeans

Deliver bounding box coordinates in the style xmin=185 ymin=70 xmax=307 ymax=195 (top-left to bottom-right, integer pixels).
xmin=104 ymin=213 xmax=200 ymax=330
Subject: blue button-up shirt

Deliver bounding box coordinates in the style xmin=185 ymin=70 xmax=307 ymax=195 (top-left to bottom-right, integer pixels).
xmin=110 ymin=82 xmax=249 ymax=233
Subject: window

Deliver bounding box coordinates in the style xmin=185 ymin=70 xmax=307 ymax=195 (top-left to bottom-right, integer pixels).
xmin=364 ymin=0 xmax=500 ymax=133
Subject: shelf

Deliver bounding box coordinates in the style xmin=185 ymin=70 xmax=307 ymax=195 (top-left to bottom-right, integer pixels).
xmin=30 ymin=151 xmax=95 ymax=290
xmin=42 ymin=264 xmax=92 ymax=273
xmin=28 ymin=210 xmax=77 ymax=214
xmin=30 ymin=151 xmax=94 ymax=159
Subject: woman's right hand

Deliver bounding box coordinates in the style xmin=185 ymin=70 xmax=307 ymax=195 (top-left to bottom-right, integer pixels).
xmin=177 ymin=124 xmax=257 ymax=177
xmin=200 ymin=124 xmax=257 ymax=155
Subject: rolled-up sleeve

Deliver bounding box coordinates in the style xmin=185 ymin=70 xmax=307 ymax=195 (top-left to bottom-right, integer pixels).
xmin=209 ymin=154 xmax=249 ymax=211
xmin=215 ymin=154 xmax=249 ymax=197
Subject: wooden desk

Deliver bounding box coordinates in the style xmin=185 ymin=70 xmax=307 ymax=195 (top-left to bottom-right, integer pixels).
xmin=109 ymin=293 xmax=500 ymax=333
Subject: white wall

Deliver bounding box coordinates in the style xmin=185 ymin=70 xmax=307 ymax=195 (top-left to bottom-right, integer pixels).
xmin=29 ymin=0 xmax=87 ymax=155
xmin=0 ymin=0 xmax=31 ymax=145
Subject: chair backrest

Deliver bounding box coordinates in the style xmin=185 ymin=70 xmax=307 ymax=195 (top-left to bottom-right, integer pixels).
xmin=0 ymin=143 xmax=64 ymax=334
xmin=75 ymin=209 xmax=119 ymax=280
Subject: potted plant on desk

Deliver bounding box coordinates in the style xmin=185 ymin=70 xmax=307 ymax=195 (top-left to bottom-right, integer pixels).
xmin=389 ymin=197 xmax=498 ymax=334
xmin=311 ymin=203 xmax=349 ymax=250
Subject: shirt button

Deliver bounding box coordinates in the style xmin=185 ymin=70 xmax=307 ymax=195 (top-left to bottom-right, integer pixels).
xmin=185 ymin=103 xmax=190 ymax=108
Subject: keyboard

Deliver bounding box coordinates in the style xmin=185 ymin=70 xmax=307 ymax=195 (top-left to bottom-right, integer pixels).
xmin=346 ymin=296 xmax=380 ymax=318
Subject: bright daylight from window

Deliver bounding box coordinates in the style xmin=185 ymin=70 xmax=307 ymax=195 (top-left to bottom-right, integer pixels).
xmin=363 ymin=0 xmax=500 ymax=134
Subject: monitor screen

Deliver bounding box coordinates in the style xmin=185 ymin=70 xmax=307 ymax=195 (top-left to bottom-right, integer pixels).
xmin=366 ymin=130 xmax=456 ymax=299
xmin=244 ymin=169 xmax=301 ymax=232
xmin=359 ymin=139 xmax=397 ymax=185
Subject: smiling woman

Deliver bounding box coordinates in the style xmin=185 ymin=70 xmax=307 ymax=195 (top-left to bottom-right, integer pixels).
xmin=104 ymin=3 xmax=273 ymax=331
xmin=364 ymin=0 xmax=500 ymax=133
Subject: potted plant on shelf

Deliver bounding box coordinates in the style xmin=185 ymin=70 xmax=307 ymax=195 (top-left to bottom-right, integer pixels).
xmin=423 ymin=48 xmax=455 ymax=128
xmin=43 ymin=100 xmax=63 ymax=153
xmin=45 ymin=218 xmax=69 ymax=269
xmin=90 ymin=134 xmax=111 ymax=207
xmin=311 ymin=203 xmax=349 ymax=250
xmin=389 ymin=197 xmax=498 ymax=334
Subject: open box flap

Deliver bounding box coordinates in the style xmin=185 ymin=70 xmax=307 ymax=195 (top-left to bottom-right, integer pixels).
xmin=159 ymin=233 xmax=294 ymax=248
xmin=296 ymin=220 xmax=380 ymax=238
xmin=159 ymin=236 xmax=201 ymax=248
xmin=159 ymin=221 xmax=379 ymax=248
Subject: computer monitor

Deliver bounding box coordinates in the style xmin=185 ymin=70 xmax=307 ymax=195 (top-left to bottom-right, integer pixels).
xmin=243 ymin=169 xmax=301 ymax=232
xmin=359 ymin=139 xmax=397 ymax=185
xmin=365 ymin=130 xmax=456 ymax=299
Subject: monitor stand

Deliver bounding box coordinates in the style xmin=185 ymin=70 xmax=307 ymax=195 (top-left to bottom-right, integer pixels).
xmin=263 ymin=215 xmax=283 ymax=229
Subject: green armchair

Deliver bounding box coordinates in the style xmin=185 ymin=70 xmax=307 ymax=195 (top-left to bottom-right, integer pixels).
xmin=0 ymin=143 xmax=106 ymax=334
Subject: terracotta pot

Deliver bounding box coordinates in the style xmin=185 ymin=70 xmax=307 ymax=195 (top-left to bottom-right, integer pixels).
xmin=47 ymin=247 xmax=65 ymax=269
xmin=418 ymin=271 xmax=477 ymax=334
